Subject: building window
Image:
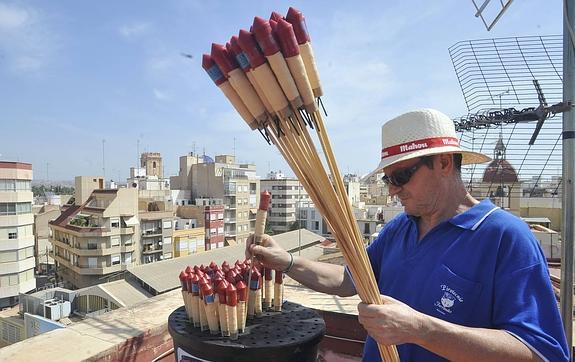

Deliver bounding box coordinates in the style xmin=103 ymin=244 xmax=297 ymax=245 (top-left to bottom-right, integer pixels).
xmin=163 ymin=237 xmax=172 ymax=245
xmin=111 ymin=237 xmax=120 ymax=247
xmin=164 ymin=252 xmax=172 ymax=259
xmin=111 ymin=255 xmax=120 ymax=265
xmin=313 ymin=221 xmax=320 ymax=230
xmin=8 ymin=230 xmax=17 ymax=239
xmin=88 ymin=257 xmax=97 ymax=268
xmin=163 ymin=220 xmax=172 ymax=229
xmin=110 ymin=218 xmax=120 ymax=228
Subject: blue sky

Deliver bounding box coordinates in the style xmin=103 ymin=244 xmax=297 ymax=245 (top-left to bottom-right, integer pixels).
xmin=0 ymin=0 xmax=564 ymax=182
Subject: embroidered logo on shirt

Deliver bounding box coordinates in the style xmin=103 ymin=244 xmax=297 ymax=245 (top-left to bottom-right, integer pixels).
xmin=434 ymin=284 xmax=463 ymax=315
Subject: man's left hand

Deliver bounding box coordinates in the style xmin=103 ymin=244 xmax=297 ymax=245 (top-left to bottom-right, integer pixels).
xmin=358 ymin=295 xmax=425 ymax=346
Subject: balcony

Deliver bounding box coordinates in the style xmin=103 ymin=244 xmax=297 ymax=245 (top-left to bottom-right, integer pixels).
xmin=141 ymin=229 xmax=162 ymax=237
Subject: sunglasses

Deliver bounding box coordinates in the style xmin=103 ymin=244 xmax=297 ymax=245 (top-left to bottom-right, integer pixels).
xmin=382 ymin=158 xmax=428 ymax=187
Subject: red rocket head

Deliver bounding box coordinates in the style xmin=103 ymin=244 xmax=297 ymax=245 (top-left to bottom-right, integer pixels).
xmin=236 ymin=280 xmax=247 ymax=301
xmin=226 ymin=283 xmax=238 ymax=307
xmin=201 ymin=54 xmax=227 ymax=86
xmin=237 ymin=29 xmax=266 ymax=68
xmin=286 ymin=7 xmax=311 ymax=44
xmin=276 ymin=19 xmax=300 ymax=58
xmin=275 ymin=270 xmax=284 ymax=284
xmin=252 ymin=16 xmax=280 ymax=56
xmin=259 ymin=190 xmax=271 ymax=211
xmin=210 ymin=43 xmax=239 ymax=75
xmin=270 ymin=11 xmax=284 ymax=22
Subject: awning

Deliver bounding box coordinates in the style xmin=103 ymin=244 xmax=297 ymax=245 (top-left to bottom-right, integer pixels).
xmin=124 ymin=215 xmax=139 ymax=226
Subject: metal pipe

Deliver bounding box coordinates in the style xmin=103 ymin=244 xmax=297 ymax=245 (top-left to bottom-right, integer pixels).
xmin=560 ymin=0 xmax=575 ymax=355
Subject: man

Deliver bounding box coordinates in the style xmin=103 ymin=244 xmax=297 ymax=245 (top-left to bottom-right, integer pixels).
xmin=247 ymin=109 xmax=569 ymax=361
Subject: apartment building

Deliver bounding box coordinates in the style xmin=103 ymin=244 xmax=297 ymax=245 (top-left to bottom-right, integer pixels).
xmin=139 ymin=199 xmax=174 ymax=263
xmin=175 ymin=198 xmax=223 ymax=251
xmin=0 ymin=162 xmax=36 ymax=308
xmin=49 ymin=176 xmax=139 ymax=288
xmin=171 ymin=154 xmax=259 ymax=245
xmin=261 ymin=175 xmax=311 ymax=234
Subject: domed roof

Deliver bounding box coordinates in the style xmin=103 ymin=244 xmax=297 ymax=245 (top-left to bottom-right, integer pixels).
xmin=482 ymin=159 xmax=519 ymax=183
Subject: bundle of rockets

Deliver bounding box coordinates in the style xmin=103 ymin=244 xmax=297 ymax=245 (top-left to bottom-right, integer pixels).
xmin=200 ymin=6 xmax=400 ymax=360
xmin=202 ymin=6 xmax=323 ymax=138
xmin=178 ymin=258 xmax=284 ymax=340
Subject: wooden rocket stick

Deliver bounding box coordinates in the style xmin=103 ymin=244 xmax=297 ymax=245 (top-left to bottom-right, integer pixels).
xmin=227 ymin=283 xmax=238 ymax=340
xmin=236 ymin=281 xmax=247 ymax=333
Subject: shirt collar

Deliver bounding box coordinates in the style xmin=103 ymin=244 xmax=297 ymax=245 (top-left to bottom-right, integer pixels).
xmin=449 ymin=198 xmax=498 ymax=230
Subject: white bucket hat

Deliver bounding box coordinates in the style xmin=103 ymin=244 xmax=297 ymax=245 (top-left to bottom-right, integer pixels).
xmin=373 ymin=108 xmax=490 ymax=174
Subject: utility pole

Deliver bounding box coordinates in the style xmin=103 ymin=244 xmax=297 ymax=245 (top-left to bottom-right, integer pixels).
xmin=560 ymin=0 xmax=575 ymax=353
xmin=102 ymin=139 xmax=106 ymax=186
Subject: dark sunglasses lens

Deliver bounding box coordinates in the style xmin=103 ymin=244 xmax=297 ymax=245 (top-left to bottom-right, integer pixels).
xmin=393 ymin=169 xmax=412 ymax=186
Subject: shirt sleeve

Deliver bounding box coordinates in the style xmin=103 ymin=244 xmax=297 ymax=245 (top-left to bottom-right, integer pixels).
xmin=492 ymin=219 xmax=569 ymax=361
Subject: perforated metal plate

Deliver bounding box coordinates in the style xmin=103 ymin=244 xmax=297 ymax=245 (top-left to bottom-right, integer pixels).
xmin=169 ymin=301 xmax=326 ymax=362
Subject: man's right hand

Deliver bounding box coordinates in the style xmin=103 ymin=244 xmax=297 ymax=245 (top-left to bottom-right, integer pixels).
xmin=245 ymin=234 xmax=292 ymax=272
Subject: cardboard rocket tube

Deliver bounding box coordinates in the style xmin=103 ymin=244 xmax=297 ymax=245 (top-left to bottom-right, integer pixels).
xmin=274 ymin=270 xmax=284 ymax=311
xmin=202 ymin=54 xmax=257 ymax=129
xmin=190 ymin=274 xmax=200 ymax=327
xmin=264 ymin=268 xmax=273 ymax=309
xmin=211 ymin=43 xmax=268 ymax=126
xmin=286 ymin=7 xmax=323 ymax=98
xmin=202 ymin=283 xmax=220 ymax=335
xmin=252 ymin=17 xmax=303 ymax=109
xmin=254 ymin=273 xmax=263 ymax=317
xmin=179 ymin=271 xmax=190 ymax=318
xmin=236 ymin=281 xmax=247 ymax=333
xmin=217 ymin=281 xmax=230 ymax=337
xmin=227 ymin=38 xmax=274 ymax=116
xmin=227 ymin=283 xmax=238 ymax=340
xmin=237 ymin=29 xmax=292 ymax=118
xmin=198 ymin=278 xmax=209 ymax=331
xmin=276 ymin=19 xmax=317 ymax=113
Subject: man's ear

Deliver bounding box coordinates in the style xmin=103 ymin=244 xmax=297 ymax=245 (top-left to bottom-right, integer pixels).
xmin=438 ymin=154 xmax=453 ymax=174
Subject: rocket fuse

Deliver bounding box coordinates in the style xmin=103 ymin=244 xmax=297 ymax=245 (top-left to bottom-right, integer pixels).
xmin=252 ymin=17 xmax=303 ymax=110
xmin=285 ymin=7 xmax=323 ymax=98
xmin=202 ymin=54 xmax=256 ymax=129
xmin=276 ymin=18 xmax=318 ymax=114
xmin=210 ymin=44 xmax=268 ymax=128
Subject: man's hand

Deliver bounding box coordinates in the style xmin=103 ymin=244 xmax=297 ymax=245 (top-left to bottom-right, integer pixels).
xmin=358 ymin=295 xmax=425 ymax=346
xmin=245 ymin=234 xmax=291 ymax=272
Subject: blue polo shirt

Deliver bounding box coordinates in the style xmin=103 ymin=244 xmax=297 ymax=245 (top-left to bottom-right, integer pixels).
xmin=361 ymin=199 xmax=568 ymax=361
